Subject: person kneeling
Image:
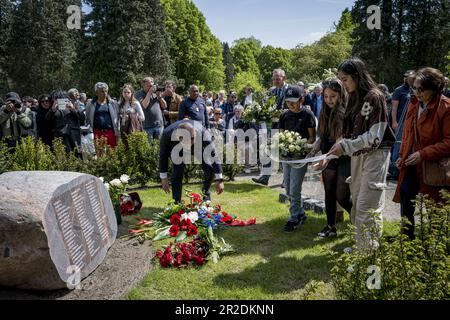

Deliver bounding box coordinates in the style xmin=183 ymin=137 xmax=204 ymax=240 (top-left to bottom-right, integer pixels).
xmin=159 ymin=120 xmax=224 ymax=203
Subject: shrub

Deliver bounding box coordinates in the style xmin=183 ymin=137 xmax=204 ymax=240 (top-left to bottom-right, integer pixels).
xmin=9 ymin=136 xmax=55 ymax=171
xmin=116 ymin=132 xmax=159 ymax=187
xmin=331 ymin=192 xmax=450 ymax=300
xmin=0 ymin=141 xmax=12 ymax=174
xmin=83 ymin=137 xmax=121 ymax=182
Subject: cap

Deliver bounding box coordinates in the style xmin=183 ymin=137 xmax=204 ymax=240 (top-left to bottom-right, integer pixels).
xmin=284 ymin=86 xmax=305 ymax=102
xmin=5 ymin=92 xmax=21 ymax=105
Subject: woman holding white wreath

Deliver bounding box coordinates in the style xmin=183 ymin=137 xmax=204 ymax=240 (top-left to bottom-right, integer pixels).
xmin=328 ymin=58 xmax=395 ymax=251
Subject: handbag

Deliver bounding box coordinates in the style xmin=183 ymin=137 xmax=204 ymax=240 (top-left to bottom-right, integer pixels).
xmin=413 ymin=101 xmax=450 ymax=187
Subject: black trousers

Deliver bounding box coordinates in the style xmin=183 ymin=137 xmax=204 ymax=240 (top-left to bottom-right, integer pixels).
xmin=400 ymin=166 xmax=420 ymax=239
xmin=171 ymin=162 xmax=215 ymax=203
xmin=322 ymin=159 xmax=352 ymax=227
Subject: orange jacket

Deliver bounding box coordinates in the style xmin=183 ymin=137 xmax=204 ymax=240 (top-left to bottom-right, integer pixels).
xmin=393 ymin=94 xmax=450 ymax=203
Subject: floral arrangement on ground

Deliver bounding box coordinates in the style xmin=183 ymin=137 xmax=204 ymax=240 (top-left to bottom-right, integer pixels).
xmin=127 ymin=193 xmax=256 ymax=269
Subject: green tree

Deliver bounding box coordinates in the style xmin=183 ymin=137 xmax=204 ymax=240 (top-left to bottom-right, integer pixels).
xmin=0 ymin=0 xmax=13 ymax=92
xmin=161 ymin=0 xmax=224 ymax=91
xmin=231 ymin=37 xmax=262 ymax=78
xmin=229 ymin=71 xmax=264 ymax=97
xmin=351 ymin=0 xmax=450 ymax=88
xmin=257 ymin=45 xmax=293 ymax=88
xmin=222 ymin=42 xmax=234 ymax=87
xmin=6 ymin=0 xmax=81 ymax=96
xmin=82 ymin=0 xmax=172 ymax=96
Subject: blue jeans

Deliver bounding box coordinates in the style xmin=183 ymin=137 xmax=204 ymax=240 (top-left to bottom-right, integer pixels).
xmin=146 ymin=127 xmax=163 ymax=144
xmin=283 ymin=163 xmax=308 ymax=222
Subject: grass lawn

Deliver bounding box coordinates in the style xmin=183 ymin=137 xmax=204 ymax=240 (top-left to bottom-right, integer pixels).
xmin=124 ymin=181 xmax=398 ymax=300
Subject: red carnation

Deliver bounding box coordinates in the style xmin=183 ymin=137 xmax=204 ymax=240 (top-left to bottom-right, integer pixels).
xmin=192 ymin=255 xmax=205 ymax=265
xmin=189 ymin=193 xmax=202 ymax=203
xmin=181 ymin=219 xmax=192 ymax=231
xmin=155 ymin=250 xmax=163 ymax=259
xmin=174 ymin=253 xmax=183 ymax=268
xmin=178 ymin=210 xmax=184 ymax=215
xmin=160 ymin=253 xmax=173 ymax=268
xmin=170 ymin=214 xmax=181 ymax=226
xmin=182 ymin=250 xmax=191 ymax=263
xmin=164 ymin=246 xmax=172 ymax=255
xmin=187 ymin=224 xmax=198 ymax=236
xmin=169 ymin=225 xmax=180 ymax=237
xmin=125 ymin=200 xmax=134 ymax=211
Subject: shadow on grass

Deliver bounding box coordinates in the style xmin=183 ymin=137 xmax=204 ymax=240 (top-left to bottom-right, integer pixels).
xmin=213 ymin=255 xmax=330 ymax=295
xmin=219 ymin=182 xmax=267 ymax=194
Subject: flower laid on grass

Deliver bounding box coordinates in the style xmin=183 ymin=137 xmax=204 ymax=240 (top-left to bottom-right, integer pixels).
xmin=128 ymin=192 xmax=256 ymax=268
xmin=101 ymin=175 xmax=142 ymax=216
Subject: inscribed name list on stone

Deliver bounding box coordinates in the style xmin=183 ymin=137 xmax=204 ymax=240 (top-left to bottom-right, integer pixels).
xmin=0 ymin=171 xmax=117 ymax=290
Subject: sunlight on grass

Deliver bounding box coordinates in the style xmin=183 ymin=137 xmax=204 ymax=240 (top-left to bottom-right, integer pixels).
xmin=123 ymin=181 xmax=397 ymax=300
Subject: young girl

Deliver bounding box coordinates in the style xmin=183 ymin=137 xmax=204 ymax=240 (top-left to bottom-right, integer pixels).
xmin=328 ymin=58 xmax=395 ymax=251
xmin=279 ymin=85 xmax=316 ymax=232
xmin=311 ymin=79 xmax=352 ymax=237
xmin=119 ymin=84 xmax=145 ymax=140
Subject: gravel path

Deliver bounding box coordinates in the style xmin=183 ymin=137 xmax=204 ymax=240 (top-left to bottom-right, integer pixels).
xmin=234 ymin=166 xmax=401 ymax=222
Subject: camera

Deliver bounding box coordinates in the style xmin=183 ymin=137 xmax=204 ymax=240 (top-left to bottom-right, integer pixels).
xmin=6 ymin=99 xmax=22 ymax=110
xmin=156 ymin=86 xmax=165 ymax=93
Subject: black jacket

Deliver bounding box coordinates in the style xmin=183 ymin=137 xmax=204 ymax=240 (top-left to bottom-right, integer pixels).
xmin=159 ymin=120 xmax=222 ymax=176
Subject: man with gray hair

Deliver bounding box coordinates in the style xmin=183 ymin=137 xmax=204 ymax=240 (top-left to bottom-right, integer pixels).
xmin=85 ymin=82 xmax=120 ymax=148
xmin=310 ymin=84 xmax=323 ymax=118
xmin=252 ymin=68 xmax=289 ymax=186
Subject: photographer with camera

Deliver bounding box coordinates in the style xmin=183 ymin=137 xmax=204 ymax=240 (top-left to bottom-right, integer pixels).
xmin=0 ymin=92 xmax=33 ymax=147
xmin=136 ymin=77 xmax=167 ymax=144
xmin=46 ymin=90 xmax=85 ymax=156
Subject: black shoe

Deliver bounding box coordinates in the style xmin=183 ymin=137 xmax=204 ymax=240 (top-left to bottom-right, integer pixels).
xmin=297 ymin=214 xmax=307 ymax=226
xmin=283 ymin=221 xmax=298 ymax=232
xmin=318 ymin=225 xmax=337 ymax=238
xmin=252 ymin=177 xmax=268 ymax=186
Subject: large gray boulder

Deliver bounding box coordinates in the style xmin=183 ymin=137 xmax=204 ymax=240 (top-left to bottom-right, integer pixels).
xmin=0 ymin=171 xmax=117 ymax=290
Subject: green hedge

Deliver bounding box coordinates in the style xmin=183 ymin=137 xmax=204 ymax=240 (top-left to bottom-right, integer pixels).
xmin=0 ymin=133 xmax=243 ymax=186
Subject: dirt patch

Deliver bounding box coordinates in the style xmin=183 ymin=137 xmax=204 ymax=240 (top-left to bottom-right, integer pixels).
xmin=0 ymin=223 xmax=153 ymax=300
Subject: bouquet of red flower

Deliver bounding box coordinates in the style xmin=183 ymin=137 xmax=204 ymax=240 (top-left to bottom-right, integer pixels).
xmin=129 ymin=192 xmax=256 ymax=268
xmin=120 ymin=192 xmax=143 ymax=216
xmin=155 ymin=239 xmax=207 ymax=268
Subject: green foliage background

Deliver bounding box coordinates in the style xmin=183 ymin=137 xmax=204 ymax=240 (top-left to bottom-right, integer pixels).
xmin=0 ymin=1 xmax=448 ymax=96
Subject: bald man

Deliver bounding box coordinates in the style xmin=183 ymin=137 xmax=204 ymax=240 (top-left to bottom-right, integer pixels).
xmin=178 ymin=85 xmax=209 ymax=129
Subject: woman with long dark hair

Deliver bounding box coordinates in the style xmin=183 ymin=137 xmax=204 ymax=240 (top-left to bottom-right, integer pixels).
xmin=311 ymin=79 xmax=352 ymax=237
xmin=328 ymin=58 xmax=395 ymax=251
xmin=35 ymin=94 xmax=54 ymax=146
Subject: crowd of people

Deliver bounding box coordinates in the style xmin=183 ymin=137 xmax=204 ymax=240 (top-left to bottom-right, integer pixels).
xmin=1 ymin=59 xmax=449 ymax=251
